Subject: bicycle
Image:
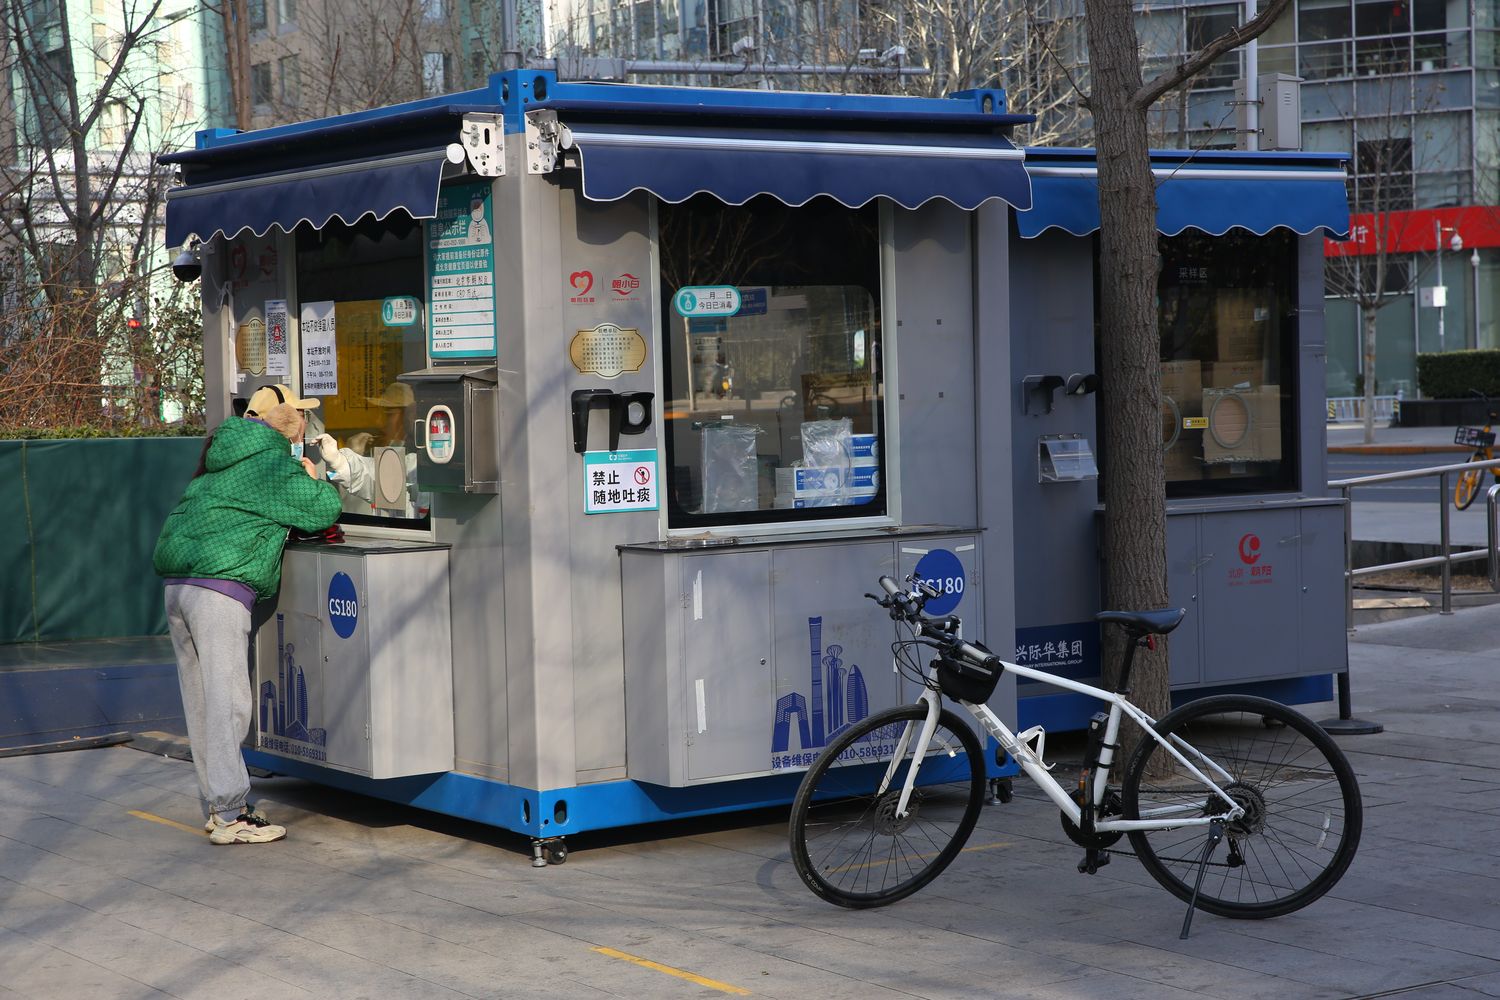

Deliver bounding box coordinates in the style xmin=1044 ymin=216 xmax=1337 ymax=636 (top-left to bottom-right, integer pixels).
xmin=1453 ymin=391 xmax=1498 ymax=511
xmin=787 ymin=575 xmax=1363 ymax=936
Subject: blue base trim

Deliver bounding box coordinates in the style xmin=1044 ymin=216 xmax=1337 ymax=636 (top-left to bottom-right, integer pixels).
xmin=244 ymin=736 xmax=1024 ymax=839
xmin=1017 ymin=674 xmax=1336 ymax=733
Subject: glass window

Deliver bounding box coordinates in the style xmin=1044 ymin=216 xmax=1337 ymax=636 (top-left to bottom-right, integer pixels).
xmin=277 ymin=0 xmax=295 ymax=25
xmin=1186 ymin=6 xmax=1240 ymax=88
xmin=295 ymin=217 xmax=429 ymax=530
xmin=658 ymin=196 xmax=884 ymax=528
xmin=1300 ymin=40 xmax=1353 ymax=78
xmin=1158 ymin=231 xmax=1298 ymax=496
xmin=1413 ymin=110 xmax=1469 ymax=172
xmin=277 ymin=54 xmax=300 ymax=107
xmin=249 ymin=0 xmax=268 ymax=31
xmin=1299 ymin=0 xmax=1351 ymax=41
xmin=1355 ymin=0 xmax=1409 ymax=36
xmin=250 ymin=62 xmax=272 ymax=106
xmin=422 ymin=51 xmax=450 ymax=95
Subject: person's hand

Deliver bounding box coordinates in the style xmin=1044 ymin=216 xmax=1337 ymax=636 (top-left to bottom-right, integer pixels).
xmin=299 ymin=457 xmax=318 ymax=479
xmin=314 ymin=433 xmax=349 ymax=475
xmin=345 ymin=431 xmax=373 ymax=456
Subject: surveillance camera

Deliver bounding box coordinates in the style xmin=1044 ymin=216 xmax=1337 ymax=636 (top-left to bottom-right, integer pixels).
xmin=172 ymin=244 xmax=201 ymax=282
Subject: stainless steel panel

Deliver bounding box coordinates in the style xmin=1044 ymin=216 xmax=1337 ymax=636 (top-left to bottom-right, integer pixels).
xmin=1198 ymin=509 xmax=1304 ymax=684
xmin=1165 ymin=514 xmax=1203 ymax=686
xmin=682 ymin=552 xmax=772 ymax=782
xmin=1298 ymin=503 xmax=1348 ymax=673
xmin=768 ymin=542 xmax=900 ymax=774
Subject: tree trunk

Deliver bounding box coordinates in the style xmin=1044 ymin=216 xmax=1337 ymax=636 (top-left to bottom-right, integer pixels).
xmin=1082 ymin=0 xmax=1172 ymax=754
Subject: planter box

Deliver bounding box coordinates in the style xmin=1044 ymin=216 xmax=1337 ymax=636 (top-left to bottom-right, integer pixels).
xmin=1396 ymin=399 xmax=1496 ymax=427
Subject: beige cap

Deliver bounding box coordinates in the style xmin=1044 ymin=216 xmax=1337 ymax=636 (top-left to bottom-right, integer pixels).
xmin=367 ymin=382 xmax=415 ymax=408
xmin=246 ymin=383 xmax=319 ymax=416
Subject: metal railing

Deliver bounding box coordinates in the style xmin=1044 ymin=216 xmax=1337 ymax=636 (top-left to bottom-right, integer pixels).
xmin=1331 ymin=457 xmax=1500 ymax=622
xmin=1326 ymin=395 xmax=1402 ymax=424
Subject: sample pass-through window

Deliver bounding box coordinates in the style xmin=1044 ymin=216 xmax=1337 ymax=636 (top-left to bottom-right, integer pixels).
xmin=657 ymin=195 xmax=886 ymax=529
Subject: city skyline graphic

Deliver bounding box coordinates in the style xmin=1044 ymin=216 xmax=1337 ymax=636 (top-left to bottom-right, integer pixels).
xmin=260 ymin=613 xmax=327 ymax=759
xmin=772 ymin=616 xmax=872 ymax=755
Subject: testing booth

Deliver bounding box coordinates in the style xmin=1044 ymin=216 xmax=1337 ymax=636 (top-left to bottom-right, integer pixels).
xmin=161 ymin=71 xmax=1351 ymax=856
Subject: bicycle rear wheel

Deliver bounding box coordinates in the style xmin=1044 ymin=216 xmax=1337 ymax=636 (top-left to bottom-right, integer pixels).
xmin=1122 ymin=695 xmax=1362 ymax=919
xmin=789 ymin=703 xmax=986 ymax=908
xmin=1455 ymin=460 xmax=1484 ymax=510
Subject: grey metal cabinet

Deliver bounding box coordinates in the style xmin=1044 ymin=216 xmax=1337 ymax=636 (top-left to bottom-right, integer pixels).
xmin=1165 ymin=499 xmax=1346 ymax=687
xmin=622 ymin=529 xmax=985 ymax=787
xmin=253 ymin=541 xmax=455 ymax=779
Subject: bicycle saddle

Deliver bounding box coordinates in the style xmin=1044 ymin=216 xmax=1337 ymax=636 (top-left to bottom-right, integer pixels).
xmin=1095 ymin=608 xmax=1186 ymax=636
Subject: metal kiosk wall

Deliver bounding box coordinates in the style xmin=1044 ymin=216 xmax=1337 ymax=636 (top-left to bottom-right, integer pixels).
xmin=161 ymin=71 xmax=1034 ymax=856
xmin=1008 ymin=147 xmax=1353 ymax=730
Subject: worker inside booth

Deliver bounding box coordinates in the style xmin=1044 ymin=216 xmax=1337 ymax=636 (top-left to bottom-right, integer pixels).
xmin=292 ymin=216 xmax=431 ymax=527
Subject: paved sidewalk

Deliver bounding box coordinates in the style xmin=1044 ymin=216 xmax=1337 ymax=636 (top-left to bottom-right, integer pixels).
xmin=2 ymin=603 xmax=1499 ymax=1000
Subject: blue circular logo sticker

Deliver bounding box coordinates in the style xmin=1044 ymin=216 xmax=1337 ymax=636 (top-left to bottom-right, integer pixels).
xmin=914 ymin=549 xmax=966 ymax=616
xmin=328 ymin=572 xmax=359 ymax=639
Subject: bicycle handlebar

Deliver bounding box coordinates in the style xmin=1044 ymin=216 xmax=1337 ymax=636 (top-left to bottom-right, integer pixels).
xmin=868 ymin=575 xmax=1000 ymax=673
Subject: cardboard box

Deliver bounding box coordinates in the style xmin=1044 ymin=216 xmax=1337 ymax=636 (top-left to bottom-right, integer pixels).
xmin=1205 ymin=359 xmax=1265 ymax=389
xmin=1163 ymin=439 xmax=1202 ymax=481
xmin=1215 ymin=290 xmax=1269 ymax=362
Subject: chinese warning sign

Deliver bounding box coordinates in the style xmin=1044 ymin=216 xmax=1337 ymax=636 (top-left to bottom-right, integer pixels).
xmin=426 ymin=181 xmax=496 ymax=359
xmin=584 ymin=449 xmax=659 ymax=514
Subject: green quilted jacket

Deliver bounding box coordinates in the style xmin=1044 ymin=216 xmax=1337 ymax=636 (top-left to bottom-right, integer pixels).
xmin=153 ymin=416 xmax=341 ymax=600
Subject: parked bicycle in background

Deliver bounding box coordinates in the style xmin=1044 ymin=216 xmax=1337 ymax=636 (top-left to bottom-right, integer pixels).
xmin=1454 ymin=390 xmax=1499 ymax=510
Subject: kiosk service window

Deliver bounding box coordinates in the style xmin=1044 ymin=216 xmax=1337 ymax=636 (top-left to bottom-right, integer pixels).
xmin=295 ymin=219 xmax=431 ymax=529
xmin=1156 ymin=230 xmax=1297 ymax=496
xmin=658 ymin=195 xmax=886 ymax=528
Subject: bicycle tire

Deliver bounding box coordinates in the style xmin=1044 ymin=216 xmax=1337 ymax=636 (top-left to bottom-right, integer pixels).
xmin=789 ymin=703 xmax=986 ymax=908
xmin=1121 ymin=694 xmax=1362 ymax=919
xmin=1454 ymin=458 xmax=1485 ymax=511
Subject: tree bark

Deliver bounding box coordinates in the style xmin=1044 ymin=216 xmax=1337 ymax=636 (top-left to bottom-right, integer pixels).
xmin=1081 ymin=0 xmax=1172 ymax=744
xmin=1362 ymin=301 xmax=1378 ymax=443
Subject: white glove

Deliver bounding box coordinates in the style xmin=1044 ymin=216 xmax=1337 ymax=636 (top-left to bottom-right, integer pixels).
xmin=314 ymin=433 xmax=349 ymax=476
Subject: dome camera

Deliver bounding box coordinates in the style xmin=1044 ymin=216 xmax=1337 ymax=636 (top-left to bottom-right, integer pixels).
xmin=172 ymin=243 xmax=201 ymax=282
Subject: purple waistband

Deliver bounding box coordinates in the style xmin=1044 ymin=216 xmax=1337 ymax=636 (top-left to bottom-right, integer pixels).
xmin=167 ymin=578 xmax=256 ymax=613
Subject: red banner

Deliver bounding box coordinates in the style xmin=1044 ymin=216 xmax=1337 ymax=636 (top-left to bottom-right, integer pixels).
xmin=1325 ymin=206 xmax=1500 ymax=257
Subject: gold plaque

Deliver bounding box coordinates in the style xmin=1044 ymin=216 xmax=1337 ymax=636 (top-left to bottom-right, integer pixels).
xmin=1182 ymin=416 xmax=1208 ymax=430
xmin=570 ymin=323 xmax=646 ymax=379
xmin=236 ymin=317 xmax=266 ymax=375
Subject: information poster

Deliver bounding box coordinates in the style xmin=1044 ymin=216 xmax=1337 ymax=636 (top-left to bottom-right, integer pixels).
xmin=300 ymin=300 xmax=338 ymax=396
xmin=266 ymin=299 xmax=290 ymax=377
xmin=426 ymin=181 xmax=497 ymax=359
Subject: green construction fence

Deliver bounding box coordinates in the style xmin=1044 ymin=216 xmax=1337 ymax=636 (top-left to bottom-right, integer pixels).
xmin=1 ymin=437 xmax=204 ymax=642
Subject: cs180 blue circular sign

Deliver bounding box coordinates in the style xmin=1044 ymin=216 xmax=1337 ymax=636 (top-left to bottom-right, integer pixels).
xmin=328 ymin=572 xmax=359 ymax=639
xmin=914 ymin=549 xmax=966 ymax=616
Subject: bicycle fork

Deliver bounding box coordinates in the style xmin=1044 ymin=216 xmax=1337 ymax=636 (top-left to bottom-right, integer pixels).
xmin=879 ymin=689 xmax=943 ymax=818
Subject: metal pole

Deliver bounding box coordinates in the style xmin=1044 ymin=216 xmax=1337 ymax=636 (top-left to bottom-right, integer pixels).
xmin=1321 ymin=482 xmax=1384 ymax=734
xmin=1440 ymin=470 xmax=1454 ymax=613
xmin=1474 ymin=248 xmax=1483 ymax=350
xmin=1243 ymin=0 xmax=1258 ymax=151
xmin=1436 ymin=219 xmax=1446 ymax=354
xmin=1343 ymin=485 xmax=1354 ymax=634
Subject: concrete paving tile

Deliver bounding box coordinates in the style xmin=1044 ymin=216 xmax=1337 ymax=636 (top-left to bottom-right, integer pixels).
xmin=1458 ymin=972 xmax=1500 ymax=997
xmin=0 ymin=927 xmax=170 ymax=999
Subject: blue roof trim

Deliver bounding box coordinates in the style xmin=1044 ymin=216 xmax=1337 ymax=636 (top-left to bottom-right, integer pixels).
xmin=1018 ymin=147 xmax=1352 ymax=239
xmin=569 ymin=124 xmax=1032 ymax=211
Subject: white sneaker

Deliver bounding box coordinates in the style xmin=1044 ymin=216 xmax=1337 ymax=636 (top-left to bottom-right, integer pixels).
xmin=204 ymin=804 xmax=268 ymax=833
xmin=209 ymin=812 xmax=286 ymax=845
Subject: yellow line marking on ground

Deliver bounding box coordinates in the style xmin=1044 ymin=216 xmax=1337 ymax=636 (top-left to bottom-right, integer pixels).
xmin=127 ymin=810 xmax=206 ymax=836
xmin=825 ymin=839 xmax=1012 ymax=874
xmin=591 ymin=946 xmax=751 ymax=995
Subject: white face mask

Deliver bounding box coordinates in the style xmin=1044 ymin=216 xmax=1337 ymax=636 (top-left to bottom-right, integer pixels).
xmin=291 ymin=441 xmax=305 ymax=460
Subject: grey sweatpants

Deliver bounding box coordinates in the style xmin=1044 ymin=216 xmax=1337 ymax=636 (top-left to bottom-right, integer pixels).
xmin=165 ymin=584 xmax=253 ymax=821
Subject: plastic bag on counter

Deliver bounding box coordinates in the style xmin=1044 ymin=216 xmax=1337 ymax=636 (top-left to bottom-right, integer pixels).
xmin=800 ymin=418 xmax=854 ymax=470
xmin=701 ymin=422 xmax=761 ymax=513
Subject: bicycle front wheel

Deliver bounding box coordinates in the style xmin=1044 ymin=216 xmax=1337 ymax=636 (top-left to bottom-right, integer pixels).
xmin=789 ymin=703 xmax=986 ymax=908
xmin=1455 ymin=460 xmax=1484 ymax=510
xmin=1122 ymin=695 xmax=1362 ymax=919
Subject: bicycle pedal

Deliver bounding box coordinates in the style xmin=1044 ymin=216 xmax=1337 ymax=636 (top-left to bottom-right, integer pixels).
xmin=1076 ymin=850 xmax=1111 ymax=875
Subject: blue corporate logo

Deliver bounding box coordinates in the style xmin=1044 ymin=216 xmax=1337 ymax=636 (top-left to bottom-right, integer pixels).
xmin=328 ymin=571 xmax=359 ymax=638
xmin=914 ymin=549 xmax=966 ymax=616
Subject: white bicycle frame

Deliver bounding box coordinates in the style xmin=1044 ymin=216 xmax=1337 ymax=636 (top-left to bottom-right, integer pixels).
xmin=881 ymin=660 xmax=1245 ymax=832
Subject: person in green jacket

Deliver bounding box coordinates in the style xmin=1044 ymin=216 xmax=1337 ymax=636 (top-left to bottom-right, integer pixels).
xmin=154 ymin=392 xmax=341 ymax=844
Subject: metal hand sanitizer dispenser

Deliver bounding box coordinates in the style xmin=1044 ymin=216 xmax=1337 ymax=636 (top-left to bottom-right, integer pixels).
xmin=399 ymin=367 xmax=498 ymax=494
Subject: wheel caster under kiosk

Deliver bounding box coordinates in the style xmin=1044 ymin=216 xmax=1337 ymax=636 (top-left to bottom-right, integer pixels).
xmin=532 ymin=837 xmax=568 ymax=867
xmin=988 ymin=778 xmax=1013 ymax=804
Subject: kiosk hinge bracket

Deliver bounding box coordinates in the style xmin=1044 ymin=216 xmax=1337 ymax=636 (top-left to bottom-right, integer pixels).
xmin=525 ymin=110 xmax=572 ymax=174
xmin=458 ymin=114 xmax=505 ymax=177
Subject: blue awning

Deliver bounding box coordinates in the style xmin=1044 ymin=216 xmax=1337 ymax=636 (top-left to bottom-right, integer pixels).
xmin=563 ymin=123 xmax=1033 ymax=211
xmin=164 ymin=149 xmax=449 ymax=248
xmin=1017 ymin=148 xmax=1350 ymax=239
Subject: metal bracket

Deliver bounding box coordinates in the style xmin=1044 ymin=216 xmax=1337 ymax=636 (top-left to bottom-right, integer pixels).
xmin=525 ymin=110 xmax=572 ymax=175
xmin=457 ymin=114 xmax=505 ymax=176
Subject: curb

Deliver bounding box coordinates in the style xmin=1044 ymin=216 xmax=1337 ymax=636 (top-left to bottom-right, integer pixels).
xmin=1328 ymin=445 xmax=1471 ymax=455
